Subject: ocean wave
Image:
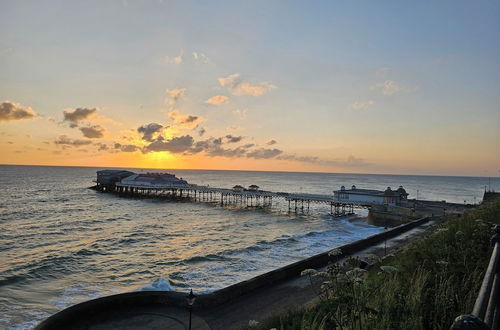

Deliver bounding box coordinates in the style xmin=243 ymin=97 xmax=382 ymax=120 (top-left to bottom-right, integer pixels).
xmin=0 ymin=244 xmax=112 ymax=288
xmin=180 ymin=230 xmax=331 ymax=266
xmin=184 ymin=254 xmax=230 ymax=264
xmin=139 ymin=278 xmax=173 ymax=291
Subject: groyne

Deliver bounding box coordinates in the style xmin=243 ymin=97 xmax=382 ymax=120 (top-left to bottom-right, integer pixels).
xmin=36 ymin=215 xmax=434 ymax=330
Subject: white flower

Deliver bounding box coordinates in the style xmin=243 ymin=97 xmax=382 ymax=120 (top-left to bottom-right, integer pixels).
xmin=312 ymin=271 xmax=329 ymax=278
xmin=379 ymin=265 xmax=399 ymax=274
xmin=301 ymin=269 xmax=317 ymax=276
xmin=346 ymin=268 xmax=367 ymax=277
xmin=328 ymin=248 xmax=342 ymax=257
xmin=248 ymin=319 xmax=259 ymax=327
xmin=364 ymin=254 xmax=381 ymax=263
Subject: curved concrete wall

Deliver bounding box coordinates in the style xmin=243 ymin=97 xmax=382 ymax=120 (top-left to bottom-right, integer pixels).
xmin=36 ymin=216 xmax=431 ymax=329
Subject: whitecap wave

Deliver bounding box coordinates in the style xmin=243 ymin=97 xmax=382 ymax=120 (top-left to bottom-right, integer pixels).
xmin=139 ymin=277 xmax=173 ymax=291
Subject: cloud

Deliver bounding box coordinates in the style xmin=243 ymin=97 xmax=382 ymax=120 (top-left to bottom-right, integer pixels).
xmin=246 ymin=148 xmax=283 ymax=159
xmin=277 ymin=154 xmax=369 ymax=167
xmin=166 ymin=50 xmax=184 ymax=64
xmin=144 ymin=135 xmax=194 ymax=153
xmin=233 ymin=109 xmax=247 ymax=120
xmin=0 ymin=101 xmax=38 ymax=122
xmin=183 ymin=136 xmax=254 ymax=158
xmin=371 ymin=80 xmax=415 ymax=96
xmin=233 ymin=82 xmax=276 ymax=96
xmin=63 ymin=107 xmax=97 ymax=123
xmin=79 ymin=125 xmax=105 ymax=138
xmin=192 ymin=52 xmax=210 ymax=64
xmin=188 ymin=138 xmax=247 ymax=158
xmin=225 ymin=135 xmax=243 ymax=143
xmin=277 ymin=154 xmax=319 ymax=163
xmin=168 ymin=109 xmax=203 ymax=129
xmin=137 ymin=123 xmax=165 ymax=142
xmin=351 ymin=100 xmax=375 ymax=110
xmin=54 ymin=135 xmax=92 ymax=146
xmin=165 ymin=88 xmax=186 ymax=107
xmin=207 ymin=146 xmax=248 ymax=158
xmin=218 ymin=74 xmax=276 ymax=96
xmin=266 ymin=139 xmax=277 ymax=145
xmin=95 ymin=143 xmax=109 ymax=151
xmin=205 ymin=95 xmax=229 ymax=105
xmin=114 ymin=143 xmax=140 ymax=152
xmin=218 ymin=73 xmax=240 ymax=88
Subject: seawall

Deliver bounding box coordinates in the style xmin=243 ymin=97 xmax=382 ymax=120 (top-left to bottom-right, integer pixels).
xmin=36 ymin=216 xmax=433 ymax=329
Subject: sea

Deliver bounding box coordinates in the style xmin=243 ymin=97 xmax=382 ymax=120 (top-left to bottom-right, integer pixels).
xmin=0 ymin=165 xmax=499 ymax=329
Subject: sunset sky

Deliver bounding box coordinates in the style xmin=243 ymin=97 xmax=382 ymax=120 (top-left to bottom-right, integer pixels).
xmin=1 ymin=0 xmax=499 ymax=176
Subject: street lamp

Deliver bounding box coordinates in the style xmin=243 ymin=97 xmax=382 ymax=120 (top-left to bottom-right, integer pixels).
xmin=384 ymin=226 xmax=388 ymax=255
xmin=186 ymin=289 xmax=196 ymax=330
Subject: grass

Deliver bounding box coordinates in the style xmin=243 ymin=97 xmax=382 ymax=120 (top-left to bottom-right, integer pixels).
xmin=243 ymin=198 xmax=500 ymax=330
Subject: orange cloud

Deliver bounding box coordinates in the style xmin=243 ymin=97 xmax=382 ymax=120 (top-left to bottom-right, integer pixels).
xmin=165 ymin=50 xmax=184 ymax=64
xmin=165 ymin=88 xmax=186 ymax=107
xmin=234 ymin=82 xmax=276 ymax=96
xmin=351 ymin=100 xmax=375 ymax=110
xmin=0 ymin=101 xmax=38 ymax=122
xmin=168 ymin=109 xmax=204 ymax=129
xmin=205 ymin=95 xmax=229 ymax=105
xmin=218 ymin=74 xmax=276 ymax=96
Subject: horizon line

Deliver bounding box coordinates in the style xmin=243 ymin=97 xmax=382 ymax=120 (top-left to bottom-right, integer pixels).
xmin=1 ymin=163 xmax=497 ymax=179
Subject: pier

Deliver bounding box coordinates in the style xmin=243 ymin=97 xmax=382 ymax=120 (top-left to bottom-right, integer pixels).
xmin=94 ymin=179 xmax=361 ymax=216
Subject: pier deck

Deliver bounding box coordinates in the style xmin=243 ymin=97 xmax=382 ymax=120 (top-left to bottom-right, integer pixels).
xmin=93 ymin=182 xmax=367 ymax=215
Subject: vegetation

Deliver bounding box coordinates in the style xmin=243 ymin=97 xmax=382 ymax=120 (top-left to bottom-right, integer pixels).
xmin=245 ymin=198 xmax=500 ymax=330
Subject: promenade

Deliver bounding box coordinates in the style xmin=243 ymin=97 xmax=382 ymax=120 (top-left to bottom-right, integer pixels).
xmin=36 ymin=216 xmax=440 ymax=330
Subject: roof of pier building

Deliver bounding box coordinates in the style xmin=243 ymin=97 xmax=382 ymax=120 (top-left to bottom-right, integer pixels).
xmin=97 ymin=170 xmax=134 ymax=176
xmin=121 ymin=173 xmax=188 ymax=186
xmin=96 ymin=170 xmax=135 ymax=184
xmin=335 ymin=185 xmax=408 ymax=198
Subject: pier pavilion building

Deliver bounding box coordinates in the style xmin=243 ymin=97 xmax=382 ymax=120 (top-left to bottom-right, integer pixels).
xmin=334 ymin=185 xmax=408 ymax=205
xmin=95 ymin=170 xmax=135 ymax=191
xmin=248 ymin=184 xmax=260 ymax=191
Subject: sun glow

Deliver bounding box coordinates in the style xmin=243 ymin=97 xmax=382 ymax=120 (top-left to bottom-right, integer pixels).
xmin=146 ymin=151 xmax=175 ymax=162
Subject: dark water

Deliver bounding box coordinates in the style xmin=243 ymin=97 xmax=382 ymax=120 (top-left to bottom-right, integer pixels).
xmin=0 ymin=165 xmax=498 ymax=329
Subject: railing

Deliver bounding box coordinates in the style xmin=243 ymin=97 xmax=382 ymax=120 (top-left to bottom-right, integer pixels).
xmin=451 ymin=225 xmax=500 ymax=330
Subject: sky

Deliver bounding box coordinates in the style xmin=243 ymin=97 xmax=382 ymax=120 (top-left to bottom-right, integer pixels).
xmin=1 ymin=0 xmax=499 ymax=176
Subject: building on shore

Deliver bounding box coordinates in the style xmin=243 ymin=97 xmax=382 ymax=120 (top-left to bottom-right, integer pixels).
xmin=334 ymin=185 xmax=408 ymax=205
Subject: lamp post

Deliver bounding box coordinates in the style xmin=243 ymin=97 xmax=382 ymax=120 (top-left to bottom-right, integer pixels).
xmin=186 ymin=289 xmax=196 ymax=330
xmin=384 ymin=226 xmax=388 ymax=255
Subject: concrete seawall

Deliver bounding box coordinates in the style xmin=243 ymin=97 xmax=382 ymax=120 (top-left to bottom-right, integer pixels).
xmin=36 ymin=216 xmax=432 ymax=329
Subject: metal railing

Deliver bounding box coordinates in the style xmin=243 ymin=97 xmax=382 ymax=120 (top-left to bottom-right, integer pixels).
xmin=451 ymin=225 xmax=500 ymax=330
